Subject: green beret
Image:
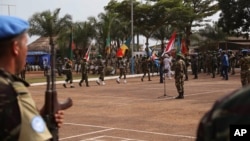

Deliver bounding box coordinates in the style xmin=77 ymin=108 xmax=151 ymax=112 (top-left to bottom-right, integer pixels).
xmin=0 ymin=15 xmax=29 ymax=40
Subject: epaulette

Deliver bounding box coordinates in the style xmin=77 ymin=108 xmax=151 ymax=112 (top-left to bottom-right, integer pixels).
xmin=0 ymin=68 xmax=29 ymax=87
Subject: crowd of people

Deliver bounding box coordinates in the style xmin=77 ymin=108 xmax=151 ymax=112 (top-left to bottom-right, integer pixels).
xmin=1 ymin=15 xmax=250 ymax=141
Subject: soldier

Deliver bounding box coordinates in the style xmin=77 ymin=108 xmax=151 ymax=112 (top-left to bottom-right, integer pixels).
xmin=141 ymin=56 xmax=152 ymax=82
xmin=163 ymin=54 xmax=172 ymax=79
xmin=174 ymin=54 xmax=186 ymax=99
xmin=63 ymin=58 xmax=75 ymax=88
xmin=211 ymin=52 xmax=218 ymax=78
xmin=96 ymin=55 xmax=106 ymax=85
xmin=221 ymin=51 xmax=229 ymax=80
xmin=196 ymin=86 xmax=250 ymax=141
xmin=0 ymin=15 xmax=64 ymax=141
xmin=116 ymin=57 xmax=127 ymax=83
xmin=183 ymin=54 xmax=189 ymax=81
xmin=238 ymin=49 xmax=250 ymax=87
xmin=79 ymin=58 xmax=89 ymax=87
xmin=191 ymin=53 xmax=198 ymax=79
xmin=229 ymin=50 xmax=236 ymax=75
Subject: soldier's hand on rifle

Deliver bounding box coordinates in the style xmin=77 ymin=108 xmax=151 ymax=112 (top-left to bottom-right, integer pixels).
xmin=55 ymin=110 xmax=64 ymax=128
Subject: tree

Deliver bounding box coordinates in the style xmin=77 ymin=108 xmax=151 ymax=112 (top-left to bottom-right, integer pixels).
xmin=218 ymin=0 xmax=250 ymax=39
xmin=198 ymin=22 xmax=227 ymax=50
xmin=182 ymin=0 xmax=219 ymax=50
xmin=29 ymin=8 xmax=72 ymax=38
xmin=28 ymin=8 xmax=72 ymax=57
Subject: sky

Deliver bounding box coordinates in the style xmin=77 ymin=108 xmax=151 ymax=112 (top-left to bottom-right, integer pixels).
xmin=0 ymin=0 xmax=220 ymax=46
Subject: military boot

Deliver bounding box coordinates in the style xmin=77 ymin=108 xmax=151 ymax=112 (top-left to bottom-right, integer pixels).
xmin=175 ymin=92 xmax=184 ymax=99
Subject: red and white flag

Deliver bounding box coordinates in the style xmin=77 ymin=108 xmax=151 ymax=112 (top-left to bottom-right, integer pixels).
xmin=84 ymin=46 xmax=91 ymax=61
xmin=162 ymin=31 xmax=176 ymax=56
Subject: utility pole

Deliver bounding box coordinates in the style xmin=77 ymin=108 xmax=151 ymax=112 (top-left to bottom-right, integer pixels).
xmin=0 ymin=4 xmax=16 ymax=15
xmin=131 ymin=0 xmax=134 ymax=74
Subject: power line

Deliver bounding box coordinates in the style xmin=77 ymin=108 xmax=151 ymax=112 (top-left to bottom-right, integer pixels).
xmin=0 ymin=4 xmax=16 ymax=15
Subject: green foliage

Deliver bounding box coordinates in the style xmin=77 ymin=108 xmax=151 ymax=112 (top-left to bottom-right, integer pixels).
xmin=28 ymin=8 xmax=72 ymax=37
xmin=218 ymin=0 xmax=250 ymax=35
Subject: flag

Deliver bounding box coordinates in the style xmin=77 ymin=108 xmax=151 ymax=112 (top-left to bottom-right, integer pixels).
xmin=181 ymin=38 xmax=188 ymax=55
xmin=162 ymin=31 xmax=176 ymax=56
xmin=105 ymin=36 xmax=111 ymax=55
xmin=84 ymin=46 xmax=91 ymax=61
xmin=116 ymin=38 xmax=130 ymax=57
xmin=68 ymin=31 xmax=75 ymax=60
xmin=145 ymin=47 xmax=152 ymax=57
xmin=176 ymin=35 xmax=181 ymax=55
xmin=151 ymin=41 xmax=159 ymax=60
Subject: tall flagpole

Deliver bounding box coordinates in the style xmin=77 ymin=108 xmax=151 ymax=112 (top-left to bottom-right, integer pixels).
xmin=131 ymin=0 xmax=134 ymax=74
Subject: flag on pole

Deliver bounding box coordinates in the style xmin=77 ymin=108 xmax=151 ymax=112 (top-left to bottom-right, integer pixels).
xmin=162 ymin=31 xmax=176 ymax=56
xmin=68 ymin=30 xmax=75 ymax=60
xmin=176 ymin=35 xmax=181 ymax=55
xmin=84 ymin=46 xmax=91 ymax=61
xmin=105 ymin=36 xmax=111 ymax=55
xmin=181 ymin=38 xmax=188 ymax=55
xmin=116 ymin=37 xmax=131 ymax=57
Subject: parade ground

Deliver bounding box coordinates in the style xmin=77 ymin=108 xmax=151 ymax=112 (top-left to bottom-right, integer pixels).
xmin=28 ymin=70 xmax=242 ymax=141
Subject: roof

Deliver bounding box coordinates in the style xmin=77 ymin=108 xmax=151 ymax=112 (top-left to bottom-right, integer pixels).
xmin=27 ymin=51 xmax=49 ymax=55
xmin=28 ymin=37 xmax=58 ymax=52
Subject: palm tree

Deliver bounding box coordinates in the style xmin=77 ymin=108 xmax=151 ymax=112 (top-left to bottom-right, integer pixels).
xmin=29 ymin=8 xmax=72 ymax=38
xmin=28 ymin=8 xmax=72 ymax=57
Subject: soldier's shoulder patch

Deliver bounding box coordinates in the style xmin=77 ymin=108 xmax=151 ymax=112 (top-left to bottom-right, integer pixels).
xmin=31 ymin=116 xmax=46 ymax=133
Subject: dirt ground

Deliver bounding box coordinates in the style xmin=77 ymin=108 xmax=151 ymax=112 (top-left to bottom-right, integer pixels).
xmin=27 ymin=70 xmax=242 ymax=141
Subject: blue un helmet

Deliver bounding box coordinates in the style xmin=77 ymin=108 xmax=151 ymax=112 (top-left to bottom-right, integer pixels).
xmin=242 ymin=49 xmax=248 ymax=55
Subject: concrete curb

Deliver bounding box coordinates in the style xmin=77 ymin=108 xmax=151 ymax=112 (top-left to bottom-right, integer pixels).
xmin=30 ymin=74 xmax=143 ymax=86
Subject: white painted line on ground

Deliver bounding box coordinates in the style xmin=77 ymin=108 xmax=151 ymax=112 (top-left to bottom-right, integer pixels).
xmin=59 ymin=128 xmax=114 ymax=140
xmin=64 ymin=123 xmax=196 ymax=139
xmin=81 ymin=135 xmax=146 ymax=141
xmin=30 ymin=74 xmax=142 ymax=86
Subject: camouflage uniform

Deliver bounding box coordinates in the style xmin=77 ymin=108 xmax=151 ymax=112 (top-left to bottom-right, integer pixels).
xmin=141 ymin=57 xmax=151 ymax=81
xmin=196 ymin=86 xmax=250 ymax=141
xmin=238 ymin=52 xmax=250 ymax=87
xmin=79 ymin=59 xmax=89 ymax=87
xmin=191 ymin=54 xmax=198 ymax=79
xmin=0 ymin=69 xmax=51 ymax=140
xmin=229 ymin=52 xmax=236 ymax=75
xmin=96 ymin=56 xmax=105 ymax=85
xmin=211 ymin=53 xmax=218 ymax=78
xmin=63 ymin=59 xmax=74 ymax=88
xmin=116 ymin=57 xmax=127 ymax=83
xmin=174 ymin=55 xmax=186 ymax=99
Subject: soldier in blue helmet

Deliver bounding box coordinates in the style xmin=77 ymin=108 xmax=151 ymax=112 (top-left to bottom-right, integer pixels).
xmin=0 ymin=15 xmax=64 ymax=140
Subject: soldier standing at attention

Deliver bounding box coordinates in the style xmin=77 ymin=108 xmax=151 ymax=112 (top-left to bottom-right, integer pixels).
xmin=238 ymin=49 xmax=250 ymax=87
xmin=211 ymin=52 xmax=218 ymax=78
xmin=174 ymin=54 xmax=186 ymax=99
xmin=191 ymin=53 xmax=198 ymax=79
xmin=116 ymin=57 xmax=127 ymax=84
xmin=79 ymin=58 xmax=89 ymax=87
xmin=63 ymin=58 xmax=75 ymax=88
xmin=0 ymin=15 xmax=64 ymax=141
xmin=141 ymin=56 xmax=152 ymax=82
xmin=96 ymin=55 xmax=106 ymax=85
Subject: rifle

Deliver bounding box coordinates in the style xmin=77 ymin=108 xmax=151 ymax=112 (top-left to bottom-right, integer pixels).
xmin=43 ymin=37 xmax=73 ymax=141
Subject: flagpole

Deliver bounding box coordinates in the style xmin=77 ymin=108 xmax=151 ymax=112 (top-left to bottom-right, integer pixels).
xmin=131 ymin=0 xmax=134 ymax=74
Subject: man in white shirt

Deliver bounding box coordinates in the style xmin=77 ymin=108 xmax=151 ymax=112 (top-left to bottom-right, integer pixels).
xmin=163 ymin=54 xmax=172 ymax=79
